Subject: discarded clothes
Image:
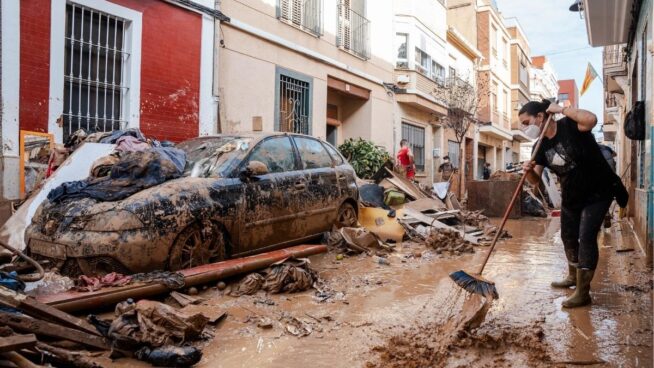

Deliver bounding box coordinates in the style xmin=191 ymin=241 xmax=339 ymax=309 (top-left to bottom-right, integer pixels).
xmin=75 ymin=272 xmax=132 ymax=292
xmin=109 ymin=299 xmax=208 ymax=347
xmin=90 ymin=154 xmax=120 ymax=178
xmin=116 ymin=136 xmax=151 ymax=153
xmin=0 ymin=271 xmax=25 ymax=292
xmin=131 ymin=271 xmax=185 ymax=290
xmin=47 ymin=148 xmax=186 ymax=203
xmin=231 ymin=258 xmax=318 ymax=296
xmin=229 ymin=273 xmax=265 ymax=296
xmin=135 ymin=345 xmax=202 ymax=367
xmin=99 ymin=128 xmax=147 ymax=144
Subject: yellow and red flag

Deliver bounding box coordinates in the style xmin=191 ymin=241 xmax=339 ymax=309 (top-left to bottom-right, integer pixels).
xmin=580 ymin=62 xmax=599 ymax=96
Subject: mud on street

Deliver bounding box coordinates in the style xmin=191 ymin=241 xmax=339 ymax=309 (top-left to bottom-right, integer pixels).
xmin=100 ymin=218 xmax=652 ymax=368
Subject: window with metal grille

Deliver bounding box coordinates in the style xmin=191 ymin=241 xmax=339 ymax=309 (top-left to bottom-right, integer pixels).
xmin=277 ymin=0 xmax=322 ymax=37
xmin=448 ymin=140 xmax=460 ymax=169
xmin=63 ymin=3 xmax=127 ymax=140
xmin=276 ymin=69 xmax=312 ymax=135
xmin=402 ymin=123 xmax=425 ymax=172
xmin=337 ymin=0 xmax=370 ymax=60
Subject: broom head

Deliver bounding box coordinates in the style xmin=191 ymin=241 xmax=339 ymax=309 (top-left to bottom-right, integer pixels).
xmin=449 ymin=270 xmax=499 ymax=300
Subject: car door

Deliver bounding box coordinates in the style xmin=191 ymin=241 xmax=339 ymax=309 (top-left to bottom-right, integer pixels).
xmin=291 ymin=136 xmax=341 ymax=235
xmin=237 ymin=136 xmax=299 ymax=253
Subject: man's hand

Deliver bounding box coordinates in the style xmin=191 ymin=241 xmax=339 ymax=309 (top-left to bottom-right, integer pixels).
xmin=546 ymin=104 xmax=563 ymax=115
xmin=522 ymin=160 xmax=536 ymax=173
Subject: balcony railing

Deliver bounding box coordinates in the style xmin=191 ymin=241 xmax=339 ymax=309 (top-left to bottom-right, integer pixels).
xmin=603 ymin=46 xmax=627 ymax=77
xmin=606 ymin=93 xmax=619 ymax=108
xmin=337 ymin=1 xmax=370 ymax=60
xmin=492 ymin=111 xmax=500 ymax=125
xmin=502 ymin=113 xmax=509 ymax=128
xmin=278 ymin=0 xmax=323 ymax=37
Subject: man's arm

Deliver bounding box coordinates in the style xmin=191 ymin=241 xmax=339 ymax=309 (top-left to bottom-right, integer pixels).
xmin=547 ymin=105 xmax=597 ymax=132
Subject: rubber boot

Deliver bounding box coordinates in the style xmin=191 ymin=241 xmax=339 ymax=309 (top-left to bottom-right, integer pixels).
xmin=562 ymin=269 xmax=594 ymax=308
xmin=551 ymin=264 xmax=577 ymax=288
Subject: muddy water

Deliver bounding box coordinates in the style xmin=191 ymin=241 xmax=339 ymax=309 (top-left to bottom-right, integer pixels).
xmin=106 ymin=218 xmax=652 ymax=367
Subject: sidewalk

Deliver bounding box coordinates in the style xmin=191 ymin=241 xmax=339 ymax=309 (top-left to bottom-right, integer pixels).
xmin=105 ymin=217 xmax=653 ymax=367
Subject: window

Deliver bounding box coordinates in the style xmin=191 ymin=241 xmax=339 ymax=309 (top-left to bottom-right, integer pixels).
xmin=448 ymin=140 xmax=460 ymax=168
xmin=63 ymin=3 xmax=127 ymax=140
xmin=503 ymin=90 xmax=509 ymax=114
xmin=248 ymin=137 xmax=296 ymax=173
xmin=337 ymin=0 xmax=370 ymax=59
xmin=491 ymin=25 xmax=497 ymax=57
xmin=519 ymin=61 xmax=528 ymax=86
xmin=395 ymin=33 xmax=408 ymax=68
xmin=278 ymin=0 xmax=323 ymax=36
xmin=432 ymin=61 xmax=445 ymax=84
xmin=294 ymin=137 xmax=333 ymax=169
xmin=276 ymin=68 xmax=312 ymax=135
xmin=558 ymin=93 xmax=569 ymax=101
xmin=322 ymin=142 xmax=344 ymax=165
xmin=449 ymin=67 xmax=456 ymax=80
xmin=401 ymin=123 xmax=425 ymax=172
xmin=502 ymin=38 xmax=508 ymax=67
xmin=415 ymin=48 xmax=430 ymax=76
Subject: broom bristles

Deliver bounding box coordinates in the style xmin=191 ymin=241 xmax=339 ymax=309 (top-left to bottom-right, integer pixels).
xmin=449 ymin=270 xmax=499 ymax=300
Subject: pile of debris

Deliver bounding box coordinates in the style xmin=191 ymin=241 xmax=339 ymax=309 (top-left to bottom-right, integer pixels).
xmin=230 ymin=258 xmax=319 ymax=296
xmin=425 ymin=228 xmax=474 ymax=256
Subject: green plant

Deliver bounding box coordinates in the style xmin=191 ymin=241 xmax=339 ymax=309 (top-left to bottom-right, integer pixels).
xmin=338 ymin=138 xmax=391 ymax=179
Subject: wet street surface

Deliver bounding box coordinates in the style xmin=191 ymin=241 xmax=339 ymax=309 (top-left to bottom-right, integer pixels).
xmin=105 ymin=217 xmax=653 ymax=367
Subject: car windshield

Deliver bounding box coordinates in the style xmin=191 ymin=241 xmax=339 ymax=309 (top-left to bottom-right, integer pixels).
xmin=176 ymin=137 xmax=253 ymax=178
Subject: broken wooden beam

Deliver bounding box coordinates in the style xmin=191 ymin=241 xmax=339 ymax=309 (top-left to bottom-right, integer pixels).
xmin=1 ymin=351 xmax=41 ymax=368
xmin=0 ymin=334 xmax=37 ymax=353
xmin=38 ymin=244 xmax=328 ymax=313
xmin=0 ymin=313 xmax=109 ymax=350
xmin=0 ymin=287 xmax=100 ymax=336
xmin=401 ymin=208 xmax=481 ymax=245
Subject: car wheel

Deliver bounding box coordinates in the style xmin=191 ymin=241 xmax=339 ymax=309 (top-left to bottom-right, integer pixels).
xmin=336 ymin=202 xmax=358 ymax=228
xmin=168 ymin=222 xmax=227 ymax=271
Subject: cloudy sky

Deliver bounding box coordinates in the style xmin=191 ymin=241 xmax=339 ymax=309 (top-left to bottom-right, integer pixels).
xmin=496 ymin=0 xmax=603 ymax=131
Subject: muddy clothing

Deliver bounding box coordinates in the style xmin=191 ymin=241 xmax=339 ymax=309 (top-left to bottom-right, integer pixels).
xmin=439 ymin=162 xmax=454 ymax=181
xmin=561 ymin=199 xmax=611 ymax=270
xmin=533 ymin=118 xmax=626 ymax=209
xmin=397 ymin=147 xmax=415 ymax=180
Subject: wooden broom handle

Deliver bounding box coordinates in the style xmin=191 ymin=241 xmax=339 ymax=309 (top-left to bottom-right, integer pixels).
xmin=476 ymin=114 xmax=555 ymax=275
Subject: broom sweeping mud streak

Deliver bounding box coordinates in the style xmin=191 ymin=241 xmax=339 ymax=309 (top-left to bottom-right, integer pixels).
xmin=450 ymin=114 xmax=555 ymax=299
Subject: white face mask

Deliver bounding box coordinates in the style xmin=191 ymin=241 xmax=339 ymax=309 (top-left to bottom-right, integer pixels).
xmin=523 ymin=124 xmax=541 ymax=139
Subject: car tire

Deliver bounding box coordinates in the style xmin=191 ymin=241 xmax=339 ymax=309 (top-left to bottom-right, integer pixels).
xmin=335 ymin=202 xmax=358 ymax=228
xmin=168 ymin=221 xmax=227 ymax=271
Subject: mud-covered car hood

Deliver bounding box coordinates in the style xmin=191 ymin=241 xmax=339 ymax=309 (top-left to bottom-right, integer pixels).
xmin=31 ymin=177 xmax=237 ymax=235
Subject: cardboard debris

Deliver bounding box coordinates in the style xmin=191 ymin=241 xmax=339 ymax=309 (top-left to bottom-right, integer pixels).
xmin=400 ymin=208 xmax=482 ymax=245
xmin=358 ymin=207 xmax=405 ymax=243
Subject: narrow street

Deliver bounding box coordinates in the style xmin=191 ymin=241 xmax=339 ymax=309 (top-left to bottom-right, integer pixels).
xmin=100 ymin=217 xmax=652 ymax=368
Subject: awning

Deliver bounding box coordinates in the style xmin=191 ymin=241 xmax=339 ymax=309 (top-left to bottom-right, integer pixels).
xmin=479 ymin=124 xmax=513 ymax=141
xmin=582 ymin=0 xmax=634 ymax=46
xmin=607 ymin=76 xmax=624 ymax=94
xmin=511 ymin=129 xmax=532 ymax=143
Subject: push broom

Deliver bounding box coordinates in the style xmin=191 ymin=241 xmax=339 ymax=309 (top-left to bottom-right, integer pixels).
xmin=450 ymin=113 xmax=555 ymax=299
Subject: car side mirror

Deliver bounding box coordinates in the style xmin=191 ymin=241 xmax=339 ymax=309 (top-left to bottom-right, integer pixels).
xmin=240 ymin=160 xmax=269 ymax=181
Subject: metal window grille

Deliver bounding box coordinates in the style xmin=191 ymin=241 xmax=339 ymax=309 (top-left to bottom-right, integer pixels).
xmin=278 ymin=75 xmax=311 ymax=135
xmin=278 ymin=0 xmax=322 ymax=37
xmin=447 ymin=140 xmax=460 ymax=169
xmin=63 ymin=3 xmax=128 ymax=140
xmin=337 ymin=0 xmax=370 ymax=60
xmin=402 ymin=123 xmax=425 ymax=172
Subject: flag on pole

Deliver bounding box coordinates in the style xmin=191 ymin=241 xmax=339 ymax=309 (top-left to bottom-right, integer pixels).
xmin=580 ymin=62 xmax=599 ymax=96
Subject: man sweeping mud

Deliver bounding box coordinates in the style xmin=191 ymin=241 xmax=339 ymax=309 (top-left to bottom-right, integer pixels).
xmin=519 ymin=100 xmax=628 ymax=308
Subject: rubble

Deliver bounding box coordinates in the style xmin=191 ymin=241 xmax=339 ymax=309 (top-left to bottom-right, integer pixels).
xmin=425 ymin=228 xmax=475 ymax=255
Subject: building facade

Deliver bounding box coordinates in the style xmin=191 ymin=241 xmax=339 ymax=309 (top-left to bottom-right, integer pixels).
xmin=582 ymin=0 xmax=653 ymax=265
xmin=530 ymin=55 xmax=559 ymax=102
xmin=557 ymin=79 xmax=579 ymax=108
xmin=0 ymin=0 xmax=222 ymax=201
xmin=506 ymin=18 xmax=531 ymax=161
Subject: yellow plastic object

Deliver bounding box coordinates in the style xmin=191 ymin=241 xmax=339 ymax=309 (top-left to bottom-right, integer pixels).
xmin=358 ymin=207 xmax=405 ymax=243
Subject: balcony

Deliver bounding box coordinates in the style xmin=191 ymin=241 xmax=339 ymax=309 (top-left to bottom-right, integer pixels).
xmin=278 ymin=0 xmax=323 ymax=37
xmin=602 ymin=121 xmax=617 ymax=142
xmin=603 ymin=45 xmax=627 ymax=76
xmin=337 ymin=1 xmax=370 ymax=60
xmin=492 ymin=111 xmax=500 ymax=125
xmin=502 ymin=113 xmax=509 ymax=129
xmin=394 ymin=70 xmax=447 ymax=116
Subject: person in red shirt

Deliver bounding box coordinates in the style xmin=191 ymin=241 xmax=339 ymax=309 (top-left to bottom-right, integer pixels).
xmin=396 ymin=139 xmax=415 ymax=180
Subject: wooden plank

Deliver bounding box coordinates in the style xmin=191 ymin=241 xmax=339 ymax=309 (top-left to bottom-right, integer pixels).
xmin=0 ymin=287 xmax=100 ymax=336
xmin=385 ymin=168 xmax=427 ymax=200
xmin=401 ymin=208 xmax=481 ymax=245
xmin=404 ymin=198 xmax=448 ymax=212
xmin=0 ymin=313 xmax=109 ymax=350
xmin=0 ymin=335 xmax=37 ymax=353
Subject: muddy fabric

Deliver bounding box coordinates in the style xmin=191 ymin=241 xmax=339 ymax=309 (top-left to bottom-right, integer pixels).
xmin=47 ymin=148 xmax=186 ymax=203
xmin=90 ymin=154 xmax=120 ymax=178
xmin=135 ymin=346 xmax=202 ymax=367
xmin=131 ymin=271 xmax=185 ymax=289
xmin=64 ymin=129 xmax=88 ymax=149
xmin=76 ymin=272 xmax=132 ymax=292
xmin=85 ymin=131 xmax=112 ymax=143
xmin=99 ymin=128 xmax=146 ymax=144
xmin=109 ymin=300 xmax=208 ymax=347
xmin=230 ymin=273 xmax=265 ymax=296
xmin=263 ymin=258 xmax=316 ymax=293
xmin=359 ymin=184 xmax=388 ymax=208
xmin=561 ymin=199 xmax=611 ymax=270
xmin=116 ymin=136 xmax=151 ymax=152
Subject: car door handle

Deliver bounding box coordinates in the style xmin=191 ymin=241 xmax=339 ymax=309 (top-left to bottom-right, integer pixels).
xmin=294 ymin=182 xmax=306 ymax=190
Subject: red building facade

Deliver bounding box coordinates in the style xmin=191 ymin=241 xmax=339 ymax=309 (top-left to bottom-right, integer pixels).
xmin=557 ymin=79 xmax=579 ymax=109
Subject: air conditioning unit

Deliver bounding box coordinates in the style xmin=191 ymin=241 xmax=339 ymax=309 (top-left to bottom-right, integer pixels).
xmin=432 ymin=148 xmax=441 ymax=158
xmin=396 ymin=74 xmax=410 ymax=84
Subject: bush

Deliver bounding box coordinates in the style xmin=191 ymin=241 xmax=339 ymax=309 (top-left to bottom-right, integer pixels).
xmin=338 ymin=138 xmax=391 ymax=179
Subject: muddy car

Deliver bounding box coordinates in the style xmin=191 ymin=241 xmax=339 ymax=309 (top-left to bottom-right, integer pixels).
xmin=25 ymin=133 xmax=359 ymax=276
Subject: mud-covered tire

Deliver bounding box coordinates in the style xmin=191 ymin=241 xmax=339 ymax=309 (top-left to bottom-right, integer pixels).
xmin=335 ymin=202 xmax=358 ymax=228
xmin=168 ymin=222 xmax=227 ymax=271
